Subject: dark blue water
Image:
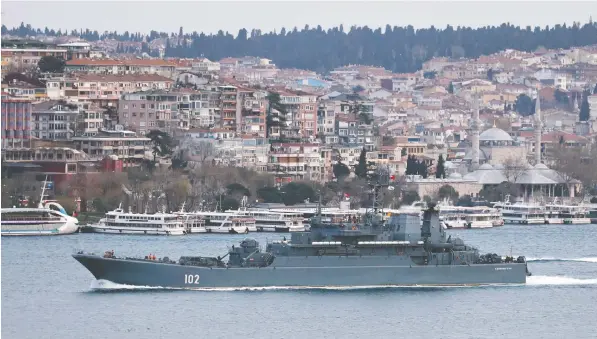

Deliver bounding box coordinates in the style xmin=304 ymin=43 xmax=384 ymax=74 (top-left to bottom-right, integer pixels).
xmin=3 ymin=225 xmax=597 ymax=339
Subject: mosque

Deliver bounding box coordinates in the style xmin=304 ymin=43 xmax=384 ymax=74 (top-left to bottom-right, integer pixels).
xmin=404 ymin=96 xmax=581 ymax=201
xmin=459 ymin=96 xmax=580 ymax=200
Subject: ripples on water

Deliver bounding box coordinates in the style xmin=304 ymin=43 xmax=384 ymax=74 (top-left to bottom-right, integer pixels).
xmin=2 ymin=224 xmax=597 ymax=339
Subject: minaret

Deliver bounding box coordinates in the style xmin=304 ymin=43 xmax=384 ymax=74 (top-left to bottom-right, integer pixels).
xmin=534 ymin=96 xmax=542 ymax=165
xmin=470 ymin=93 xmax=480 ymax=171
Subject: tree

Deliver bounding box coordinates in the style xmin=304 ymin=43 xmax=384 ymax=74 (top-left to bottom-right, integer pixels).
xmin=382 ymin=136 xmax=395 ymax=146
xmin=435 ymin=154 xmax=446 ymax=178
xmin=401 ymin=147 xmax=407 ymax=157
xmin=438 ymin=184 xmax=459 ymax=202
xmin=266 ymin=92 xmax=287 ymax=138
xmin=501 ymin=155 xmax=527 ymax=182
xmin=401 ymin=190 xmax=421 ymax=205
xmin=146 ymin=130 xmax=173 ymax=163
xmin=37 ymin=56 xmax=65 ymax=73
xmin=257 ymin=186 xmax=283 ymax=203
xmin=170 ymin=149 xmax=188 ymax=170
xmin=579 ymin=90 xmax=591 ymax=122
xmin=423 ymin=71 xmax=437 ymax=79
xmin=280 ymin=182 xmax=316 ymax=205
xmin=456 ymin=195 xmax=474 ymax=207
xmin=514 ymin=94 xmax=534 ymax=116
xmin=405 ymin=155 xmax=429 ymax=178
xmin=479 ymin=182 xmax=521 ymax=202
xmin=354 ymin=148 xmax=368 ymax=178
xmin=447 ymin=82 xmax=454 ymax=94
xmin=333 ymin=162 xmax=350 ymax=180
xmin=554 ymin=88 xmax=569 ymax=104
xmin=593 ymin=83 xmax=597 ymax=95
xmin=5 ymin=22 xmax=597 ymax=73
xmin=487 ymin=68 xmax=494 ymax=81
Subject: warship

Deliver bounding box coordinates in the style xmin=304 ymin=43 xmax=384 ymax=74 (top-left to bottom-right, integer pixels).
xmin=73 ymin=167 xmax=531 ymax=288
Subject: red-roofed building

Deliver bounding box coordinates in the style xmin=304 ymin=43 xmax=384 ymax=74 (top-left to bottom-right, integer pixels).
xmin=65 ymin=58 xmax=177 ymax=78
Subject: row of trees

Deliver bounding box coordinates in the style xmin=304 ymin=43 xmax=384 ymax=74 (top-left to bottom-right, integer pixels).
xmin=4 ymin=21 xmax=597 ymax=73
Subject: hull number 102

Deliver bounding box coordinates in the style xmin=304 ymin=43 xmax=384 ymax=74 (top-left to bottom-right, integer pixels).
xmin=184 ymin=274 xmax=200 ymax=284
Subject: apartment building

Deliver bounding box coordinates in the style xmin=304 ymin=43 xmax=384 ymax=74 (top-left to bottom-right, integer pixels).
xmin=268 ymin=143 xmax=323 ymax=184
xmin=71 ymin=129 xmax=150 ymax=165
xmin=278 ymin=90 xmax=318 ymax=139
xmin=31 ymin=100 xmax=80 ymax=140
xmin=65 ymin=59 xmax=177 ymax=78
xmin=1 ymin=93 xmax=32 ymax=149
xmin=2 ymin=80 xmax=47 ymax=100
xmin=1 ymin=39 xmax=67 ymax=75
xmin=219 ymin=85 xmax=239 ymax=131
xmin=239 ymin=88 xmax=267 ymax=137
xmin=46 ymin=74 xmax=174 ymax=105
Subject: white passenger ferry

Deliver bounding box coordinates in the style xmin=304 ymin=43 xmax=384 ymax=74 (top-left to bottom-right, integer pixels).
xmin=1 ymin=201 xmax=79 ymax=236
xmin=544 ymin=203 xmax=591 ymax=224
xmin=493 ymin=196 xmax=546 ymax=224
xmin=225 ymin=208 xmax=305 ymax=232
xmin=193 ymin=211 xmax=257 ymax=234
xmin=440 ymin=206 xmax=503 ymax=229
xmin=84 ymin=205 xmax=187 ymax=235
xmin=1 ymin=179 xmax=79 ymax=236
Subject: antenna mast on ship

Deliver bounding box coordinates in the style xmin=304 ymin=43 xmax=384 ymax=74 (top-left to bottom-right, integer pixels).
xmin=364 ymin=163 xmax=390 ymax=228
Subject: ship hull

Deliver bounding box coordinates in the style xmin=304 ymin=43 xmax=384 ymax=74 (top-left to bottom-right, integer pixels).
xmin=73 ymin=254 xmax=527 ymax=288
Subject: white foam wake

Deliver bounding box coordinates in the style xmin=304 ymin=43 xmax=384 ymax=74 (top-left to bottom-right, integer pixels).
xmin=526 ymin=257 xmax=597 ymax=263
xmin=90 ymin=279 xmax=180 ymax=290
xmin=527 ymin=275 xmax=597 ymax=286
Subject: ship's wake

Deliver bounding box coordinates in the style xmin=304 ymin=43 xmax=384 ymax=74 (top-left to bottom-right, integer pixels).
xmin=526 ymin=275 xmax=597 ymax=286
xmin=90 ymin=279 xmax=182 ymax=292
xmin=88 ymin=278 xmax=597 ymax=293
xmin=526 ymin=257 xmax=597 ymax=263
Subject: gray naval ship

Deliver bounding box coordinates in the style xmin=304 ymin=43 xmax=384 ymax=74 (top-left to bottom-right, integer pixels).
xmin=73 ymin=169 xmax=531 ymax=289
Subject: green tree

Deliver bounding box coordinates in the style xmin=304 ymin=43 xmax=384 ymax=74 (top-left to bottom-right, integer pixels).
xmin=447 ymin=82 xmax=454 ymax=94
xmin=487 ymin=68 xmax=494 ymax=81
xmin=438 ymin=184 xmax=459 ymax=202
xmin=456 ymin=195 xmax=474 ymax=207
xmin=401 ymin=147 xmax=407 ymax=157
xmin=257 ymin=186 xmax=283 ymax=203
xmin=169 ymin=150 xmax=188 ymax=170
xmin=554 ymin=88 xmax=569 ymax=104
xmin=514 ymin=94 xmax=534 ymax=116
xmin=580 ymin=90 xmax=591 ymax=121
xmin=593 ymin=83 xmax=597 ymax=95
xmin=354 ymin=148 xmax=368 ymax=178
xmin=333 ymin=162 xmax=350 ymax=180
xmin=401 ymin=190 xmax=421 ymax=205
xmin=38 ymin=55 xmax=65 ymax=73
xmin=281 ymin=182 xmax=315 ymax=205
xmin=423 ymin=71 xmax=437 ymax=79
xmin=146 ymin=130 xmax=173 ymax=163
xmin=266 ymin=92 xmax=287 ymax=138
xmin=435 ymin=154 xmax=446 ymax=178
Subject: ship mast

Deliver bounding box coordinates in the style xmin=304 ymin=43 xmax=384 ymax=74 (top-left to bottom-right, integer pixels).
xmin=364 ymin=163 xmax=390 ymax=228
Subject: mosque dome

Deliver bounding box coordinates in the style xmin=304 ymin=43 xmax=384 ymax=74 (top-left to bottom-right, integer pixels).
xmin=448 ymin=172 xmax=463 ymax=179
xmin=479 ymin=127 xmax=513 ymax=142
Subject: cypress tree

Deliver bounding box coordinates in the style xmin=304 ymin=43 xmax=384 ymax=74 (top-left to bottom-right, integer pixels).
xmin=436 ymin=154 xmax=446 ymax=178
